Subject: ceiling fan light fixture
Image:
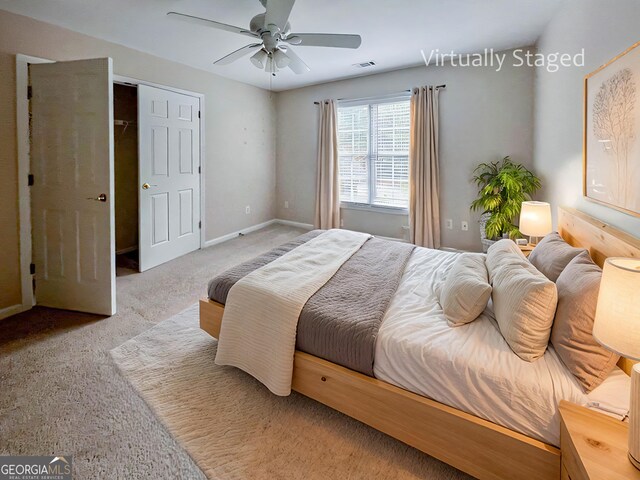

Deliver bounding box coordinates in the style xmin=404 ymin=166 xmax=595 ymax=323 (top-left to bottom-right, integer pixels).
xmin=250 ymin=49 xmax=268 ymax=69
xmin=273 ymin=49 xmax=291 ymax=68
xmin=265 ymin=56 xmax=277 ymax=74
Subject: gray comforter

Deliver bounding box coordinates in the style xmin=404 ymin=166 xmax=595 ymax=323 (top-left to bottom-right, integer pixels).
xmin=207 ymin=231 xmax=415 ymax=376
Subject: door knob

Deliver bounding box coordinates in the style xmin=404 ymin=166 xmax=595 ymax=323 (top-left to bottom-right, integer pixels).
xmin=86 ymin=193 xmax=107 ymax=202
xmin=142 ymin=183 xmax=157 ymax=190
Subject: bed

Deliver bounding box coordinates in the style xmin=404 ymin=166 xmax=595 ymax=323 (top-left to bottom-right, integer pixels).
xmin=199 ymin=207 xmax=639 ymax=480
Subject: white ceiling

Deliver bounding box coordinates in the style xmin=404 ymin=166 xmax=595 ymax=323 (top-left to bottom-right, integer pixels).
xmin=0 ymin=0 xmax=565 ymax=91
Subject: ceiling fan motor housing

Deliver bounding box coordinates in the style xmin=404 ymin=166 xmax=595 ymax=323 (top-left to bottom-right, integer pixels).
xmin=250 ymin=13 xmax=291 ymax=38
xmin=249 ymin=13 xmax=265 ymax=33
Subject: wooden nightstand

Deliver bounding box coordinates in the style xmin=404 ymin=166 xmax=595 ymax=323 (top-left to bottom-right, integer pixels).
xmin=518 ymin=244 xmax=534 ymax=258
xmin=559 ymin=401 xmax=640 ymax=480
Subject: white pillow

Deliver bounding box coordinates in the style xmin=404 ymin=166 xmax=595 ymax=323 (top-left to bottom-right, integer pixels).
xmin=487 ymin=240 xmax=558 ymax=362
xmin=440 ymin=253 xmax=492 ymax=327
xmin=486 ymin=238 xmax=526 ymax=282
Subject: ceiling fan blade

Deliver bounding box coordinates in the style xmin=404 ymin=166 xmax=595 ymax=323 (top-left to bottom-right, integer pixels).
xmin=214 ymin=43 xmax=263 ymax=65
xmin=167 ymin=12 xmax=258 ymax=39
xmin=264 ymin=0 xmax=295 ymax=31
xmin=286 ymin=33 xmax=361 ymax=49
xmin=281 ymin=46 xmax=310 ymax=74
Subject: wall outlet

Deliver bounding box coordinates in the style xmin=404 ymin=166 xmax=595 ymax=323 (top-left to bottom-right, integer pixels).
xmin=245 ymin=205 xmax=250 ymax=214
xmin=445 ymin=219 xmax=453 ymax=230
xmin=284 ymin=200 xmax=289 ymax=209
xmin=461 ymin=221 xmax=469 ymax=231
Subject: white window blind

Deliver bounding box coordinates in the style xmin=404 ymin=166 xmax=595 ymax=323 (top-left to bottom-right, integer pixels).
xmin=337 ymin=97 xmax=410 ymax=209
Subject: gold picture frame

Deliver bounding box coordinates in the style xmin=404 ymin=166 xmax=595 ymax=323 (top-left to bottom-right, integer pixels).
xmin=584 ymin=40 xmax=640 ymax=217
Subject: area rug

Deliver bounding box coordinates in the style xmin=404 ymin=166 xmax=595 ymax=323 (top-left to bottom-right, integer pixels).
xmin=110 ymin=304 xmax=471 ymax=480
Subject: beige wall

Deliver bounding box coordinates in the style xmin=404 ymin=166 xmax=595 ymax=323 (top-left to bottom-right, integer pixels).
xmin=534 ymin=0 xmax=640 ymax=236
xmin=0 ymin=9 xmax=276 ymax=311
xmin=275 ymin=49 xmax=536 ymax=250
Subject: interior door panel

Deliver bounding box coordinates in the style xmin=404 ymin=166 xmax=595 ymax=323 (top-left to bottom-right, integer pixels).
xmin=30 ymin=58 xmax=116 ymax=315
xmin=138 ymin=84 xmax=201 ymax=271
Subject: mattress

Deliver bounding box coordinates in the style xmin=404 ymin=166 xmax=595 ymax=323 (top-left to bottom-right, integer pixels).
xmin=373 ymin=247 xmax=630 ymax=447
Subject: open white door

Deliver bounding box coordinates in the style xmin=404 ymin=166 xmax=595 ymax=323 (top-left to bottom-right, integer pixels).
xmin=138 ymin=85 xmax=201 ymax=271
xmin=30 ymin=58 xmax=116 ymax=316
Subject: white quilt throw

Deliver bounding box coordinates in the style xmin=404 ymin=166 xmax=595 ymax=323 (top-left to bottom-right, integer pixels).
xmin=214 ymin=229 xmax=371 ymax=396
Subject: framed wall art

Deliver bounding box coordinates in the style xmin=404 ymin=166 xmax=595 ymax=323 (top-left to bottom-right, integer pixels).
xmin=584 ymin=40 xmax=640 ymax=216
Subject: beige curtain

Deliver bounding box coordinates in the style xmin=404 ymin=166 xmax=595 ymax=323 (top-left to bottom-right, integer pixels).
xmin=409 ymin=86 xmax=440 ymax=248
xmin=314 ymin=100 xmax=340 ymax=229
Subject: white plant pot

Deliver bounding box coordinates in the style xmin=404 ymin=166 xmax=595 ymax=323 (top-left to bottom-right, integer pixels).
xmin=479 ymin=213 xmax=499 ymax=253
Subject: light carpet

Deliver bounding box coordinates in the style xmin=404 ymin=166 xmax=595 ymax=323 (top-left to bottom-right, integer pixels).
xmin=111 ymin=304 xmax=471 ymax=480
xmin=0 ymin=224 xmax=308 ymax=479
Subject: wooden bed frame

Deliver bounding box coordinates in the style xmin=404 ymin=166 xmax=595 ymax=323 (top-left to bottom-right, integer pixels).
xmin=199 ymin=206 xmax=640 ymax=480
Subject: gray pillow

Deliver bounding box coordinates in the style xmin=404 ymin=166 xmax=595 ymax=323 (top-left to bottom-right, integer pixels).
xmin=551 ymin=251 xmax=619 ymax=392
xmin=440 ymin=253 xmax=492 ymax=327
xmin=528 ymin=232 xmax=586 ymax=282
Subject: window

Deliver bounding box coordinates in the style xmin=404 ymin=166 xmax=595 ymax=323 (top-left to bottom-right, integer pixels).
xmin=337 ymin=97 xmax=410 ymax=209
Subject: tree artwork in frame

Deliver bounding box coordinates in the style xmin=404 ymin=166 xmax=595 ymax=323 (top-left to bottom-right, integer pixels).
xmin=584 ymin=40 xmax=640 ymax=217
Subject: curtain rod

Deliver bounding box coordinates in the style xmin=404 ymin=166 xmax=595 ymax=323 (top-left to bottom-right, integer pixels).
xmin=314 ymin=85 xmax=446 ymax=105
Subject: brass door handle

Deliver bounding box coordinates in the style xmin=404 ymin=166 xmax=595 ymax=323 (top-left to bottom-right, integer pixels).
xmin=142 ymin=183 xmax=157 ymax=190
xmin=86 ymin=193 xmax=107 ymax=202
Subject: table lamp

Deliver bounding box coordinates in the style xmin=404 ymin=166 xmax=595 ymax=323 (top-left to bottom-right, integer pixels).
xmin=593 ymin=257 xmax=640 ymax=470
xmin=519 ymin=201 xmax=552 ymax=246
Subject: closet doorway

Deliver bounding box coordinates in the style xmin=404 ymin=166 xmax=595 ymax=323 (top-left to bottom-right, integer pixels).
xmin=114 ymin=80 xmax=203 ymax=274
xmin=114 ymin=84 xmax=139 ymax=274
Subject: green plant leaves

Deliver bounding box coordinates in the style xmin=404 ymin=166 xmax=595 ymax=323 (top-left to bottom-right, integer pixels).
xmin=470 ymin=156 xmax=542 ymax=239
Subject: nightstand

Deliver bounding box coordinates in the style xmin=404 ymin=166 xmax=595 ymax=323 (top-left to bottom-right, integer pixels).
xmin=518 ymin=244 xmax=534 ymax=258
xmin=559 ymin=400 xmax=640 ymax=480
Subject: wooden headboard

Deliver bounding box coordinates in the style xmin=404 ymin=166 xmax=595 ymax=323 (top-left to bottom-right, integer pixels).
xmin=558 ymin=207 xmax=640 ymax=375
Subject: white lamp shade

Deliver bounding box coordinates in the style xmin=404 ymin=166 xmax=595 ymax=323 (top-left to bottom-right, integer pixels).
xmin=519 ymin=201 xmax=552 ymax=237
xmin=264 ymin=56 xmax=277 ymax=74
xmin=593 ymin=257 xmax=640 ymax=360
xmin=250 ymin=49 xmax=268 ymax=69
xmin=273 ymin=49 xmax=291 ymax=68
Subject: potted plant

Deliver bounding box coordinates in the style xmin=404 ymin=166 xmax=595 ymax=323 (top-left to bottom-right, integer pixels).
xmin=470 ymin=156 xmax=541 ymax=252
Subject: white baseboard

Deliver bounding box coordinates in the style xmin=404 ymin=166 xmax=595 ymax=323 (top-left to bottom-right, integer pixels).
xmin=116 ymin=246 xmax=138 ymax=255
xmin=202 ymin=217 xmax=416 ymax=250
xmin=203 ymin=219 xmax=278 ymax=248
xmin=0 ymin=304 xmax=29 ymax=321
xmin=274 ymin=219 xmax=314 ymax=230
xmin=202 ymin=218 xmax=317 ymax=249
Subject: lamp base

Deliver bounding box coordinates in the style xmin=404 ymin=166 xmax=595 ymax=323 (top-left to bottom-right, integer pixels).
xmin=630 ymin=364 xmax=640 ymax=470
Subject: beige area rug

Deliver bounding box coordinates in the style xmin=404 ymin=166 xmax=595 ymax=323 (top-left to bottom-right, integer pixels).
xmin=111 ymin=304 xmax=471 ymax=480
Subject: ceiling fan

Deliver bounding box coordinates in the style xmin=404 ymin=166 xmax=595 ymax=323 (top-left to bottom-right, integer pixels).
xmin=167 ymin=0 xmax=362 ymax=75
